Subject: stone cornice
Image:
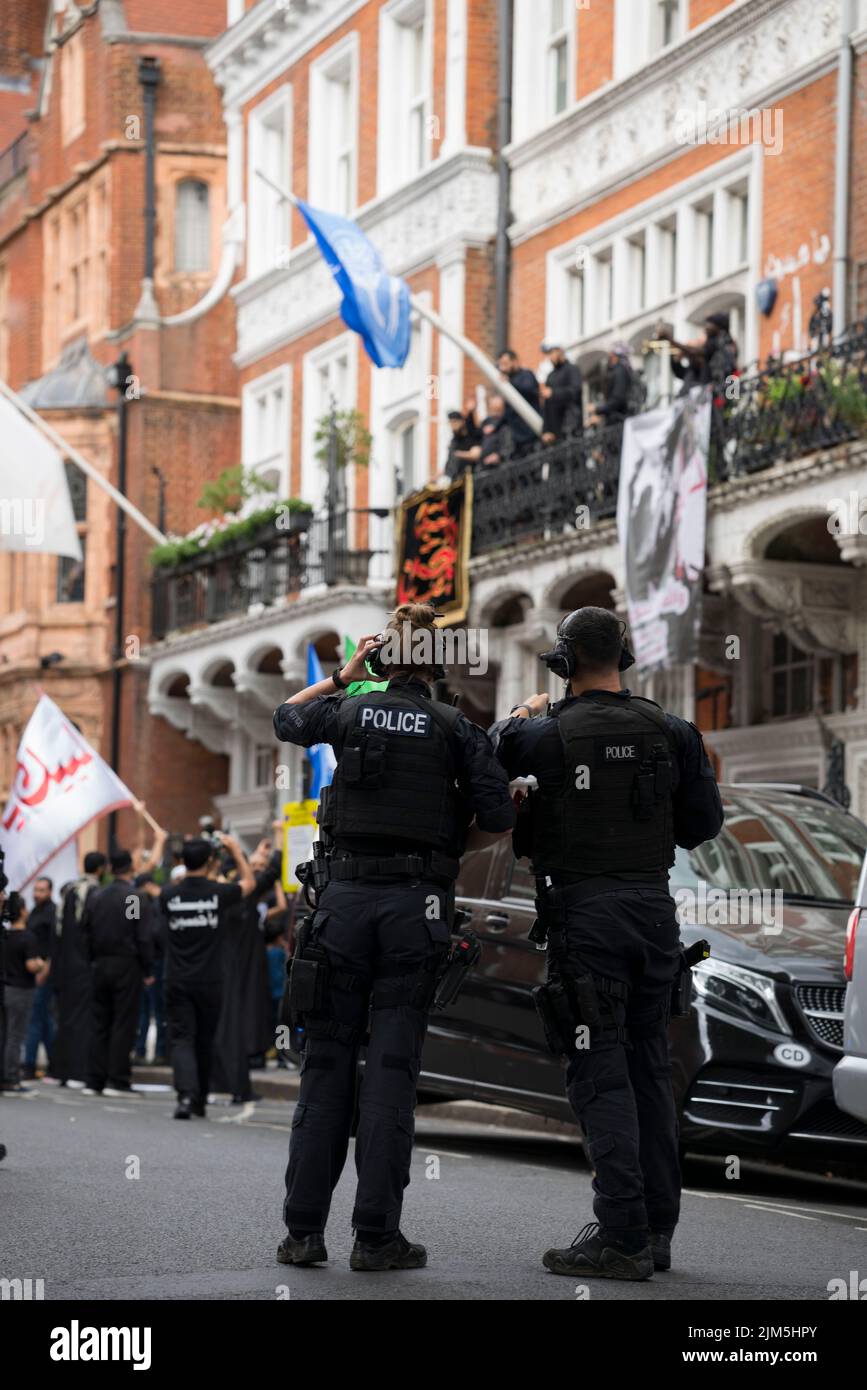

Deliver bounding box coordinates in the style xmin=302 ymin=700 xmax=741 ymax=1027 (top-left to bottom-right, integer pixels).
xmin=507 ymin=0 xmax=842 ymax=244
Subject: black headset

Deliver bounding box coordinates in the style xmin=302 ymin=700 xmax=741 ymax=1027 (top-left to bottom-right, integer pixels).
xmin=539 ymin=611 xmax=635 ymax=681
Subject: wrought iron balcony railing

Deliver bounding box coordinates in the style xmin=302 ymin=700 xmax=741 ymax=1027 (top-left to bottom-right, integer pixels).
xmin=150 ymin=509 xmax=388 ymax=641
xmin=471 ymin=323 xmax=867 ymax=556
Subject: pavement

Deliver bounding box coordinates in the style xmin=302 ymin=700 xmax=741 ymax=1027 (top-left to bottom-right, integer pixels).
xmin=2 ymin=1078 xmax=867 ymax=1301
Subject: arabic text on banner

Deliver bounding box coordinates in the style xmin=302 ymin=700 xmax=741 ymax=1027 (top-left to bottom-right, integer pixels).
xmin=0 ymin=693 xmax=134 ymax=889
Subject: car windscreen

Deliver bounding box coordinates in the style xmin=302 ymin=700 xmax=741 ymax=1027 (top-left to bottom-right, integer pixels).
xmin=669 ymin=792 xmax=866 ymax=906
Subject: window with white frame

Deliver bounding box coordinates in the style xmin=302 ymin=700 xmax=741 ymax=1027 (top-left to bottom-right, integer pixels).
xmin=614 ymin=0 xmax=687 ymax=78
xmin=512 ymin=0 xmax=575 ymax=139
xmin=309 ymin=38 xmax=358 ymax=216
xmin=547 ymin=0 xmax=570 ymax=119
xmin=242 ymin=367 xmax=291 ymax=499
xmin=693 ymin=197 xmax=715 ymax=283
xmin=544 ymin=153 xmax=757 ymax=358
xmin=254 ymin=744 xmax=275 ymax=788
xmin=302 ymin=336 xmax=356 ymax=511
xmin=768 ymin=633 xmax=815 ymax=721
xmin=174 ymin=179 xmax=211 ymax=273
xmin=378 ymin=0 xmax=432 ymax=192
xmin=248 ymin=87 xmax=292 ymax=278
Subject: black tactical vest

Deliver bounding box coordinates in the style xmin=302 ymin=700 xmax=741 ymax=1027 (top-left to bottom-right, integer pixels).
xmin=531 ymin=693 xmax=680 ymax=877
xmin=322 ymin=688 xmax=469 ymax=852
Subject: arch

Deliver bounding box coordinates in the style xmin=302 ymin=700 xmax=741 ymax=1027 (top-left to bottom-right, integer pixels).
xmin=477 ymin=586 xmax=534 ymax=629
xmin=161 ymin=671 xmax=191 ymax=699
xmin=199 ymin=657 xmax=236 ymax=688
xmin=743 ymin=508 xmax=843 ymax=565
xmin=292 ymin=626 xmax=341 ymax=665
xmin=542 ymin=568 xmax=617 ymax=614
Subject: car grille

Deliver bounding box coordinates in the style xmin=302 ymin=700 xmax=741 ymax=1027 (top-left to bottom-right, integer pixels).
xmin=794 ymin=984 xmax=846 ymax=1051
xmin=788 ymin=1098 xmax=867 ymax=1144
xmin=684 ymin=1072 xmax=800 ymax=1133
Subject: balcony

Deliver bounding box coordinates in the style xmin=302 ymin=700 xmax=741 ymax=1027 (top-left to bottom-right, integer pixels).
xmin=472 ymin=325 xmax=867 ymax=557
xmin=150 ymin=510 xmax=388 ymax=641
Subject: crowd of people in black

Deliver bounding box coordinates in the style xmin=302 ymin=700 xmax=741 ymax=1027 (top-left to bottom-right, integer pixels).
xmin=443 ymin=314 xmax=739 ymax=481
xmin=1 ymin=810 xmax=296 ymax=1120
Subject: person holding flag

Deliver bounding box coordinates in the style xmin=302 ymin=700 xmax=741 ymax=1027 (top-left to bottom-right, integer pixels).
xmin=273 ymin=603 xmax=515 ymax=1272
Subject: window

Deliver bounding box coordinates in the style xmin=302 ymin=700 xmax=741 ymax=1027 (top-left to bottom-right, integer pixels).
xmin=242 ymin=367 xmax=291 ymax=499
xmin=654 ymin=0 xmax=683 ymax=51
xmin=547 ymin=0 xmax=570 ymax=119
xmin=627 ymin=233 xmax=647 ymax=313
xmin=594 ymin=248 xmax=614 ymax=328
xmin=379 ymin=0 xmax=432 ymax=192
xmin=769 ymin=634 xmax=814 ymax=720
xmin=614 ymin=0 xmax=687 ymax=78
xmin=309 ymin=39 xmax=358 ymax=215
xmin=68 ymin=199 xmax=88 ymax=324
xmin=397 ymin=419 xmax=418 ymax=497
xmin=248 ymin=87 xmax=292 ymax=278
xmin=302 ymin=336 xmax=355 ymax=509
xmin=56 ymin=461 xmax=86 ymax=604
xmin=512 ymin=0 xmax=575 ymax=139
xmin=174 ymin=179 xmax=211 ymax=272
xmin=566 ymin=266 xmax=585 ymax=339
xmin=254 ymin=745 xmax=274 ymax=789
xmin=694 ymin=199 xmax=714 ymax=282
xmin=727 ymin=185 xmax=749 ymax=269
xmin=61 ymin=30 xmax=86 ymax=144
xmin=657 ymin=218 xmax=677 ymax=298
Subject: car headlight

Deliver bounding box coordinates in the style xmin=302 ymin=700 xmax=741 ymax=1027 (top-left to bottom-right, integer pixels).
xmin=692 ymin=959 xmax=791 ymax=1035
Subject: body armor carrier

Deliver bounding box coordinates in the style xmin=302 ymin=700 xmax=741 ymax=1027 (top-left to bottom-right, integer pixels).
xmin=530 ymin=692 xmax=680 ymax=877
xmin=319 ymin=687 xmax=471 ymax=854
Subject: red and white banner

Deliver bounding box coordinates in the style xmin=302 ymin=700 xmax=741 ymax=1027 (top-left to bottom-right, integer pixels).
xmin=0 ymin=694 xmax=133 ymax=890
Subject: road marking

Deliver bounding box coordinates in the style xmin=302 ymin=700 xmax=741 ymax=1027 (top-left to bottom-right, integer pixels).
xmin=684 ymin=1188 xmax=867 ymax=1224
xmin=743 ymin=1204 xmax=817 ymax=1220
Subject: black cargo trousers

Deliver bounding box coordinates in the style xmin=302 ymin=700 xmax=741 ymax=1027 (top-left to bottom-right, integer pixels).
xmin=546 ymin=885 xmax=682 ymax=1234
xmin=284 ymin=877 xmax=451 ymax=1236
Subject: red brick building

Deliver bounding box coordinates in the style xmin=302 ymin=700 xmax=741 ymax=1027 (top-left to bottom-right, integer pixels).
xmin=0 ymin=0 xmax=238 ymax=848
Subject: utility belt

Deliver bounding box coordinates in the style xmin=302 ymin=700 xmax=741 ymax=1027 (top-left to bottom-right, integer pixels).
xmin=281 ymin=912 xmax=480 ymax=1049
xmin=527 ymin=876 xmax=668 ymax=948
xmin=296 ymin=845 xmax=459 ymax=908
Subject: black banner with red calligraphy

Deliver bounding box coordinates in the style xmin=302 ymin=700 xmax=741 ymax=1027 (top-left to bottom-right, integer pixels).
xmin=394 ymin=474 xmax=472 ymax=624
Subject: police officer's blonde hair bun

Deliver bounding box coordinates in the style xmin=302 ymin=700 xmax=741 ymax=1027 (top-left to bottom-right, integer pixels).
xmin=388 ymin=602 xmax=437 ymax=633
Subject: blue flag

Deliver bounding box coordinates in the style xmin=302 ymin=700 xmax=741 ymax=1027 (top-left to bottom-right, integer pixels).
xmin=297 ymin=199 xmax=411 ymax=369
xmin=305 ymin=644 xmax=337 ymax=799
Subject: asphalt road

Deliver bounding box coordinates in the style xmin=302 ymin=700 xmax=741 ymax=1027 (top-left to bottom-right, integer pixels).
xmin=2 ymin=1085 xmax=867 ymax=1301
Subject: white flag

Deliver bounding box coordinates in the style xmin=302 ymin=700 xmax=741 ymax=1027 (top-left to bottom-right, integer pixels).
xmin=0 ymin=389 xmax=82 ymax=559
xmin=0 ymin=694 xmax=133 ymax=890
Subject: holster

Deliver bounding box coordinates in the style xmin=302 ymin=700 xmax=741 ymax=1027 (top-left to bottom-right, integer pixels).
xmin=532 ymin=980 xmax=579 ymax=1055
xmin=670 ymin=938 xmax=711 ymax=1018
xmin=512 ymin=789 xmax=536 ymax=861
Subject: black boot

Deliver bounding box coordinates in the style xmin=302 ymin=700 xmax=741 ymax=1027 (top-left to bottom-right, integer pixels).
xmin=190 ymin=1096 xmax=207 ymax=1118
xmin=350 ymin=1230 xmax=427 ymax=1272
xmin=277 ymin=1231 xmax=328 ymax=1266
xmin=543 ymin=1221 xmax=653 ymax=1281
xmin=649 ymin=1228 xmax=674 ymax=1271
xmin=174 ymin=1095 xmax=193 ymax=1120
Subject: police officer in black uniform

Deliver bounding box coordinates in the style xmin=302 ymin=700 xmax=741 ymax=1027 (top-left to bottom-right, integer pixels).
xmin=273 ymin=602 xmax=515 ymax=1272
xmin=490 ymin=606 xmax=723 ymax=1281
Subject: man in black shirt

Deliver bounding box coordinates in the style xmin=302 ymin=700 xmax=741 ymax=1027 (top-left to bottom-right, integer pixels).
xmin=498 ymin=348 xmax=541 ymax=459
xmin=540 ymin=341 xmax=583 ymax=443
xmin=22 ymin=876 xmax=56 ymax=1079
xmin=50 ymin=852 xmax=105 ymax=1087
xmin=2 ymin=897 xmax=45 ymax=1092
xmin=160 ymin=833 xmax=255 ymax=1119
xmin=80 ymin=852 xmax=154 ymax=1097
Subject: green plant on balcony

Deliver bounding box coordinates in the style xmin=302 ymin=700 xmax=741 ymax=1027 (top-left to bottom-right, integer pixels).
xmin=314 ymin=409 xmax=372 ymax=471
xmin=149 ymin=465 xmax=313 ymax=570
xmin=817 ymin=363 xmax=867 ymax=428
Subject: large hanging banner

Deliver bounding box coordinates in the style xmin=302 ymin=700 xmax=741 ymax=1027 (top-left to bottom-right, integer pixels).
xmin=616 ymin=390 xmax=711 ymax=672
xmin=394 ymin=473 xmax=472 ymax=624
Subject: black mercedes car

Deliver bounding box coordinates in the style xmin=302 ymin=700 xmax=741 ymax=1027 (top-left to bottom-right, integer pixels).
xmin=418 ymin=785 xmax=867 ymax=1163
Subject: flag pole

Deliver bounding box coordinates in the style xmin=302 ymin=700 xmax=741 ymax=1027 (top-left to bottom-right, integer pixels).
xmin=0 ymin=376 xmax=167 ymax=546
xmin=283 ymin=191 xmax=544 ymax=438
xmin=408 ymin=295 xmax=543 ymax=437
